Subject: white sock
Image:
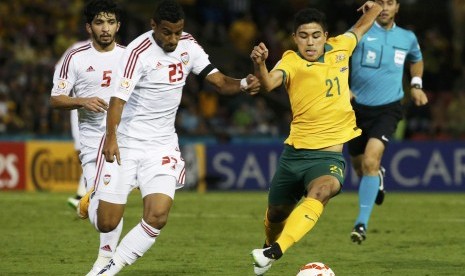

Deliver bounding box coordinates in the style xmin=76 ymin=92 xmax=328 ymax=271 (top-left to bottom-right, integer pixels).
xmin=98 ymin=218 xmax=123 ymax=257
xmin=114 ymin=219 xmax=160 ymax=266
xmin=91 ymin=217 xmax=123 ymax=270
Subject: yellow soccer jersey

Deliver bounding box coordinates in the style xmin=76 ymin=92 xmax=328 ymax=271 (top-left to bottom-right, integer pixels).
xmin=273 ymin=32 xmax=361 ymax=149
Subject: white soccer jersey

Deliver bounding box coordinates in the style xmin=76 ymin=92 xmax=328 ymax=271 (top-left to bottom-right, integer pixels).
xmin=113 ymin=31 xmax=213 ymax=144
xmin=51 ymin=42 xmax=125 ymax=164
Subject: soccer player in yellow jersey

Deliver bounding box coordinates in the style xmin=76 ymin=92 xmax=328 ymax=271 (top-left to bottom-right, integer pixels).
xmin=249 ymin=2 xmax=383 ymax=275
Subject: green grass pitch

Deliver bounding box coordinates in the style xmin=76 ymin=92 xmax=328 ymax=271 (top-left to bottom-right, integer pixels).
xmin=0 ymin=191 xmax=464 ymax=275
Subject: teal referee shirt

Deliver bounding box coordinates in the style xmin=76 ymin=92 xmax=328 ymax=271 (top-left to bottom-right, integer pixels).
xmin=350 ymin=22 xmax=422 ymax=106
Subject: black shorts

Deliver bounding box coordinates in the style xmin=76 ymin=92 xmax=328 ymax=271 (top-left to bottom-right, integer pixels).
xmin=348 ymin=100 xmax=403 ymax=157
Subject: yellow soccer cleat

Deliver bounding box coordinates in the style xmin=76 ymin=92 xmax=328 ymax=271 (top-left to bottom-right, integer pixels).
xmin=77 ymin=187 xmax=94 ymax=219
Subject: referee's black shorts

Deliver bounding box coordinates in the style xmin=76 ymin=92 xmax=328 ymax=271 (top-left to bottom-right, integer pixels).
xmin=348 ymin=100 xmax=403 ymax=157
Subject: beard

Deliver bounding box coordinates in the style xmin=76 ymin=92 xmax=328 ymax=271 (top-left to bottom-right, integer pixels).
xmin=92 ymin=33 xmax=114 ymax=48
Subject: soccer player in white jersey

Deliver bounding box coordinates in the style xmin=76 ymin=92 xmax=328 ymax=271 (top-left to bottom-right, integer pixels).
xmin=49 ymin=1 xmax=125 ymax=275
xmin=76 ymin=1 xmax=259 ymax=275
xmin=54 ymin=40 xmax=90 ymax=210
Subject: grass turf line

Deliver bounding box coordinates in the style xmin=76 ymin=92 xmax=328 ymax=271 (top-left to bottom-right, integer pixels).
xmin=0 ymin=191 xmax=464 ymax=275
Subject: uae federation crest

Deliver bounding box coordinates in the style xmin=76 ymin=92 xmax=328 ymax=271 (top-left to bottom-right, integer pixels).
xmin=180 ymin=52 xmax=189 ymax=65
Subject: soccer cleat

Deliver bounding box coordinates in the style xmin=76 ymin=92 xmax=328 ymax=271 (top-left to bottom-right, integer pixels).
xmin=251 ymin=248 xmax=274 ymax=275
xmin=350 ymin=223 xmax=367 ymax=245
xmin=97 ymin=259 xmax=121 ymax=276
xmin=375 ymin=166 xmax=386 ymax=205
xmin=85 ymin=266 xmax=103 ymax=276
xmin=97 ymin=260 xmax=115 ymax=276
xmin=77 ymin=187 xmax=94 ymax=219
xmin=67 ymin=197 xmax=80 ymax=210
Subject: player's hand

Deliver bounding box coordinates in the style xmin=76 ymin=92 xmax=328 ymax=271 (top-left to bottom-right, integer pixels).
xmin=102 ymin=134 xmax=121 ymax=165
xmin=243 ymin=74 xmax=261 ymax=95
xmin=250 ymin=42 xmax=269 ymax=65
xmin=81 ymin=97 xmax=108 ymax=113
xmin=411 ymin=88 xmax=428 ymax=106
xmin=349 ymin=89 xmax=356 ymax=100
xmin=357 ymin=1 xmax=377 ymax=13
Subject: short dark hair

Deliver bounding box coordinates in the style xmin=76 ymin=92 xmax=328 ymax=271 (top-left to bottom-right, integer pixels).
xmin=152 ymin=0 xmax=185 ymax=24
xmin=293 ymin=8 xmax=328 ymax=33
xmin=84 ymin=0 xmax=122 ymax=24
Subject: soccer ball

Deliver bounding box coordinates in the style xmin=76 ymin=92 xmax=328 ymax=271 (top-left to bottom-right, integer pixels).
xmin=296 ymin=262 xmax=335 ymax=276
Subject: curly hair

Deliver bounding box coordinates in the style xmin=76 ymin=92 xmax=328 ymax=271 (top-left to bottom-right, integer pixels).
xmin=84 ymin=0 xmax=122 ymax=24
xmin=152 ymin=0 xmax=185 ymax=24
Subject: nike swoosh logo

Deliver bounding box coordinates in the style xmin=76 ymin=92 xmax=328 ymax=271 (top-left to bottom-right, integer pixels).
xmin=304 ymin=215 xmax=315 ymax=222
xmin=366 ymin=37 xmax=378 ymax=41
xmin=381 ymin=135 xmax=389 ymax=142
xmin=307 ymin=64 xmax=313 ymax=67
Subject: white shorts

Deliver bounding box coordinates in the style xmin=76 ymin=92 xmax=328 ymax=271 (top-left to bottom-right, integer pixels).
xmin=80 ymin=135 xmax=106 ymax=192
xmin=79 ymin=135 xmax=106 ymax=167
xmin=82 ymin=162 xmax=96 ymax=192
xmin=94 ymin=138 xmax=186 ymax=204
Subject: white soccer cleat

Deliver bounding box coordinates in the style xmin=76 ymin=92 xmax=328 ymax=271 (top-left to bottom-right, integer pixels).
xmin=96 ymin=259 xmax=122 ymax=276
xmin=67 ymin=197 xmax=79 ymax=210
xmin=251 ymin=248 xmax=274 ymax=275
xmin=85 ymin=266 xmax=103 ymax=276
xmin=375 ymin=166 xmax=386 ymax=205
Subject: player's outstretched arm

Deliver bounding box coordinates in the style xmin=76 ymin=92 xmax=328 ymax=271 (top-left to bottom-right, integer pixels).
xmin=351 ymin=1 xmax=383 ymax=41
xmin=50 ymin=95 xmax=108 ymax=113
xmin=250 ymin=42 xmax=283 ymax=92
xmin=102 ymin=97 xmax=125 ymax=165
xmin=204 ymin=71 xmax=261 ymax=96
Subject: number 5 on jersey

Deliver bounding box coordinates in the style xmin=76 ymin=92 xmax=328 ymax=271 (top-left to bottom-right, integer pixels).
xmin=102 ymin=70 xmax=112 ymax=87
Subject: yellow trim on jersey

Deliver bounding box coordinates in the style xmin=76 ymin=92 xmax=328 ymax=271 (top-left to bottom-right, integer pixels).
xmin=273 ymin=32 xmax=361 ymax=149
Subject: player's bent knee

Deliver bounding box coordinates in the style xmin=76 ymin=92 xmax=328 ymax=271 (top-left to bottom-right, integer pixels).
xmin=97 ymin=216 xmax=122 ymax=233
xmin=307 ymin=179 xmax=340 ymax=204
xmin=143 ymin=211 xmax=170 ymax=229
xmin=96 ymin=200 xmax=125 ymax=232
xmin=362 ymin=157 xmax=381 ymax=175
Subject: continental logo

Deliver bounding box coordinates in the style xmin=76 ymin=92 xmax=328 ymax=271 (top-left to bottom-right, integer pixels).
xmin=31 ymin=149 xmax=81 ymax=191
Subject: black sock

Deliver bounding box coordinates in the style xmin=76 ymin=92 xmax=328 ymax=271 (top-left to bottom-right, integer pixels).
xmin=263 ymin=243 xmax=283 ymax=260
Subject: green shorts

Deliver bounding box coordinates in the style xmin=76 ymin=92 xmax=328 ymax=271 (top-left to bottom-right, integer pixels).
xmin=268 ymin=145 xmax=346 ymax=205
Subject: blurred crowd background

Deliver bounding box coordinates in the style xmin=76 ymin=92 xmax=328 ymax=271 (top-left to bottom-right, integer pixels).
xmin=0 ymin=0 xmax=464 ymax=143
